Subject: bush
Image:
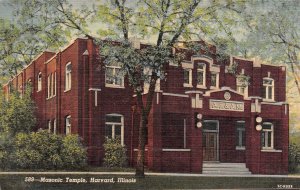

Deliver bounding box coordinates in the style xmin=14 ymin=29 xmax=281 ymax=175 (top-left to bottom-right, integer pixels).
xmin=289 ymin=143 xmax=300 ymax=172
xmin=9 ymin=130 xmax=87 ymax=170
xmin=103 ymin=137 xmax=128 ymax=168
xmin=61 ymin=134 xmax=87 ymax=169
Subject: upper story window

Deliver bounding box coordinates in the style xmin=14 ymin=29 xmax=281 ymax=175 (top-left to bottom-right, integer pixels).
xmin=236 ymin=121 xmax=246 ymax=150
xmin=37 ymin=72 xmax=42 ymax=92
xmin=210 ymin=72 xmax=219 ymax=89
xmin=261 ymin=122 xmax=274 ymax=149
xmin=183 ymin=68 xmax=192 ymax=87
xmin=262 ymin=78 xmax=274 ymax=101
xmin=105 ymin=63 xmax=124 ymax=88
xmin=236 ymin=76 xmax=248 ymax=97
xmin=53 ymin=72 xmax=56 ymax=96
xmin=47 ymin=72 xmax=56 ymax=99
xmin=105 ymin=114 xmax=124 ymax=145
xmin=196 ymin=63 xmax=206 ymax=88
xmin=47 ymin=74 xmax=51 ymax=98
xmin=65 ymin=62 xmax=72 ymax=91
xmin=65 ymin=115 xmax=71 ymax=135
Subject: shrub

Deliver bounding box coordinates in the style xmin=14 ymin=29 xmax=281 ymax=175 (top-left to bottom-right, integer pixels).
xmin=61 ymin=134 xmax=87 ymax=169
xmin=289 ymin=143 xmax=300 ymax=172
xmin=103 ymin=137 xmax=128 ymax=168
xmin=12 ymin=131 xmax=86 ymax=170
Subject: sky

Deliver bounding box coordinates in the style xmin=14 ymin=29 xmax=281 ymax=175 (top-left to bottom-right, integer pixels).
xmin=0 ymin=0 xmax=98 ymax=19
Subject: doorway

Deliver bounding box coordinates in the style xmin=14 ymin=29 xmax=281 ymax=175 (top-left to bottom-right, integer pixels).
xmin=202 ymin=120 xmax=219 ymax=161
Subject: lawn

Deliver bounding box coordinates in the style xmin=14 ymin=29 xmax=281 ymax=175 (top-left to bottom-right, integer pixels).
xmin=0 ymin=173 xmax=299 ymax=190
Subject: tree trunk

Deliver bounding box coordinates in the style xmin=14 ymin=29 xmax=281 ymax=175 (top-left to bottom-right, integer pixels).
xmin=135 ymin=112 xmax=147 ymax=177
xmin=135 ymin=75 xmax=157 ymax=177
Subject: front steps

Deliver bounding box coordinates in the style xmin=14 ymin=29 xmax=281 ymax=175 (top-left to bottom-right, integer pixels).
xmin=202 ymin=162 xmax=252 ymax=175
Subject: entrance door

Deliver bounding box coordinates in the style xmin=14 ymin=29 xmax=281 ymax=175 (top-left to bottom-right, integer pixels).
xmin=202 ymin=120 xmax=219 ymax=161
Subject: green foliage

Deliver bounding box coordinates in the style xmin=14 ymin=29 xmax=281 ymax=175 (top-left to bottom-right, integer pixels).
xmin=14 ymin=131 xmax=63 ymax=169
xmin=0 ymin=87 xmax=36 ymax=135
xmin=103 ymin=137 xmax=128 ymax=168
xmin=0 ymin=87 xmax=36 ymax=134
xmin=61 ymin=134 xmax=87 ymax=169
xmin=0 ymin=130 xmax=87 ymax=170
xmin=289 ymin=143 xmax=300 ymax=173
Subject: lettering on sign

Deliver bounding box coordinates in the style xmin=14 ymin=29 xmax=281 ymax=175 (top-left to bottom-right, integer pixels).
xmin=209 ymin=99 xmax=244 ymax=112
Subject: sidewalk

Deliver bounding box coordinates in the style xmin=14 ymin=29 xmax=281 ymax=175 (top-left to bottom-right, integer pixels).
xmin=0 ymin=171 xmax=298 ymax=178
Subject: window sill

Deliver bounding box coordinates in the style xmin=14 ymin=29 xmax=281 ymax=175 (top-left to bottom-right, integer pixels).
xmin=105 ymin=84 xmax=125 ymax=89
xmin=261 ymin=149 xmax=282 ymax=153
xmin=236 ymin=146 xmax=245 ymax=150
xmin=196 ymin=85 xmax=207 ymax=89
xmin=262 ymin=99 xmax=275 ymax=102
xmin=162 ymin=149 xmax=191 ymax=152
xmin=210 ymin=86 xmax=219 ymax=89
xmin=134 ymin=148 xmax=148 ymax=151
xmin=46 ymin=95 xmax=56 ymax=100
xmin=64 ymin=89 xmax=71 ymax=93
xmin=183 ymin=84 xmax=193 ymax=88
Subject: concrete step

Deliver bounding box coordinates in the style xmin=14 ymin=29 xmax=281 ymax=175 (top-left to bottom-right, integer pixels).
xmin=202 ymin=163 xmax=252 ymax=175
xmin=203 ymin=163 xmax=247 ymax=168
xmin=202 ymin=171 xmax=252 ymax=175
xmin=203 ymin=167 xmax=250 ymax=172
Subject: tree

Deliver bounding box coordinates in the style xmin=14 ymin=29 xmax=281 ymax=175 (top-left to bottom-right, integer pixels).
xmin=0 ymin=0 xmax=94 ymax=84
xmin=228 ymin=0 xmax=300 ymax=95
xmin=0 ymin=86 xmax=36 ymax=136
xmin=95 ymin=0 xmax=245 ymax=177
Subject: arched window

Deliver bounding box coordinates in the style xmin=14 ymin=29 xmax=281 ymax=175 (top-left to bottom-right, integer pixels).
xmin=65 ymin=62 xmax=72 ymax=91
xmin=196 ymin=63 xmax=206 ymax=88
xmin=37 ymin=72 xmax=42 ymax=92
xmin=262 ymin=78 xmax=274 ymax=101
xmin=236 ymin=76 xmax=248 ymax=97
xmin=105 ymin=114 xmax=124 ymax=145
xmin=47 ymin=74 xmax=51 ymax=98
xmin=65 ymin=115 xmax=71 ymax=135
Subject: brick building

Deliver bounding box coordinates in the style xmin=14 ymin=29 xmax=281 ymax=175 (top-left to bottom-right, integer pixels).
xmin=3 ymin=38 xmax=289 ymax=174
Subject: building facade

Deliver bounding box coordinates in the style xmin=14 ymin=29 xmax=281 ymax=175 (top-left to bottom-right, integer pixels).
xmin=3 ymin=38 xmax=289 ymax=174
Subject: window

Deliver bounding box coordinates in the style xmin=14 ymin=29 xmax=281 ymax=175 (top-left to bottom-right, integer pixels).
xmin=65 ymin=63 xmax=72 ymax=91
xmin=183 ymin=68 xmax=192 ymax=87
xmin=37 ymin=72 xmax=42 ymax=92
xmin=197 ymin=63 xmax=206 ymax=87
xmin=65 ymin=115 xmax=71 ymax=135
xmin=237 ymin=77 xmax=248 ymax=97
xmin=210 ymin=72 xmax=219 ymax=88
xmin=261 ymin=123 xmax=274 ymax=149
xmin=53 ymin=119 xmax=57 ymax=134
xmin=105 ymin=63 xmax=124 ymax=87
xmin=262 ymin=78 xmax=274 ymax=101
xmin=51 ymin=73 xmax=54 ymax=96
xmin=203 ymin=121 xmax=218 ymax=132
xmin=48 ymin=120 xmax=51 ymax=133
xmin=53 ymin=72 xmax=56 ymax=96
xmin=47 ymin=74 xmax=51 ymax=98
xmin=236 ymin=121 xmax=246 ymax=149
xmin=105 ymin=114 xmax=124 ymax=145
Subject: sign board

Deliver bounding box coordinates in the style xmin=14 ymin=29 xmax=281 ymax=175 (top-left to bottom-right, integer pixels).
xmin=209 ymin=99 xmax=244 ymax=112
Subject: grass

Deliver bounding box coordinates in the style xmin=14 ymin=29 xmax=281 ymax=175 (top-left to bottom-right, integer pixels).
xmin=0 ymin=174 xmax=299 ymax=190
